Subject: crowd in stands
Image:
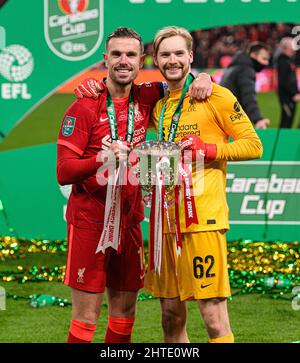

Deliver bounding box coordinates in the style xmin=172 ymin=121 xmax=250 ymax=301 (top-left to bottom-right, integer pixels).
xmin=93 ymin=23 xmax=300 ymax=71
xmin=143 ymin=23 xmax=300 ymax=69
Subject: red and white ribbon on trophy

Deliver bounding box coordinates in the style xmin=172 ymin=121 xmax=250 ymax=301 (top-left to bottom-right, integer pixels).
xmin=149 ymin=154 xmax=199 ymax=274
xmin=95 ymin=155 xmax=127 ymax=254
xmin=149 ymin=157 xmax=170 ymax=274
xmin=172 ymin=160 xmax=199 ymax=257
xmin=178 ymin=162 xmax=199 ymax=228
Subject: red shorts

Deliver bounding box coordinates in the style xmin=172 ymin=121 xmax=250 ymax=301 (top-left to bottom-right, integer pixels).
xmin=63 ymin=223 xmax=145 ymax=293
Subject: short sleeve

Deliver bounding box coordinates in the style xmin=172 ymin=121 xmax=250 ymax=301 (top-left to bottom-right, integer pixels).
xmin=57 ymin=101 xmax=95 ymax=156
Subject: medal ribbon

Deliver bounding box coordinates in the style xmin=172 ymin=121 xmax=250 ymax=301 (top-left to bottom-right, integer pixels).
xmin=158 ymin=73 xmax=194 ymax=142
xmin=96 ymin=87 xmax=135 ymax=254
xmin=106 ymin=88 xmax=135 ymax=143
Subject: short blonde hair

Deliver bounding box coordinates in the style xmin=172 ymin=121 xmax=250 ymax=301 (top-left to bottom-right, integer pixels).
xmin=153 ymin=26 xmax=193 ymax=54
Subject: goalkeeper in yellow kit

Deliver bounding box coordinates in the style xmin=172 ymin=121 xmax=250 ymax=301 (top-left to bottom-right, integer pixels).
xmin=146 ymin=26 xmax=263 ymax=343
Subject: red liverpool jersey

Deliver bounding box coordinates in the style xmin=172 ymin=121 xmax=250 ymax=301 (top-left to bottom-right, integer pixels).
xmin=57 ymin=81 xmax=164 ymax=230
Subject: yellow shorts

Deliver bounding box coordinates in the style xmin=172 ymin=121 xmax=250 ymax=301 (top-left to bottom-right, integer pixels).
xmin=145 ymin=230 xmax=231 ymax=301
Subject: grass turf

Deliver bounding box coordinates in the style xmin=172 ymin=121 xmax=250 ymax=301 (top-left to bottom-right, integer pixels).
xmin=0 ymin=91 xmax=300 ymax=152
xmin=1 ymin=253 xmax=300 ymax=343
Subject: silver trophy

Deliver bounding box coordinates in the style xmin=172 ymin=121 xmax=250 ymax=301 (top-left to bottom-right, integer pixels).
xmin=135 ymin=141 xmax=181 ymax=206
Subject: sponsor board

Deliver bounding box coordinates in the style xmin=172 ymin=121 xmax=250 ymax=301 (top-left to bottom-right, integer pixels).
xmin=44 ymin=0 xmax=103 ymax=61
xmin=227 ymin=161 xmax=300 ymax=225
xmin=0 ymin=44 xmax=33 ymax=100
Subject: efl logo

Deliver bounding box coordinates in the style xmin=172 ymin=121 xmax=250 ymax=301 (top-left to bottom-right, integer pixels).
xmin=44 ymin=0 xmax=104 ymax=61
xmin=0 ymin=43 xmax=33 ymax=100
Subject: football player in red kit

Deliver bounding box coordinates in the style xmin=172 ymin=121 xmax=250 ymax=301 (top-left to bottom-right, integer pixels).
xmin=57 ymin=27 xmax=212 ymax=343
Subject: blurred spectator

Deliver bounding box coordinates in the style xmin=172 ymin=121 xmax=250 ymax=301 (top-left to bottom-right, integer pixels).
xmin=274 ymin=37 xmax=300 ymax=128
xmin=220 ymin=42 xmax=271 ymax=129
xmin=143 ymin=43 xmax=155 ymax=69
xmin=92 ymin=23 xmax=300 ymax=75
xmin=192 ymin=30 xmax=209 ymax=68
xmin=181 ymin=23 xmax=299 ymax=69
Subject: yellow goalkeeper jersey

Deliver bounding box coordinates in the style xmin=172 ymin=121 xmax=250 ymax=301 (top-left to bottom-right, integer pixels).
xmin=151 ymin=82 xmax=263 ymax=233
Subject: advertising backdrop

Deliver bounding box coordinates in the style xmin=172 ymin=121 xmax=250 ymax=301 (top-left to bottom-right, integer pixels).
xmin=1 ymin=0 xmax=300 ymax=242
xmin=1 ymin=0 xmax=300 ymax=136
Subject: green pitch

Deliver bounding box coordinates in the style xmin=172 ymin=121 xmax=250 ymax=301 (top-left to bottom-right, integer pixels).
xmin=0 ymin=94 xmax=75 ymax=151
xmin=0 ymin=92 xmax=300 ymax=152
xmin=1 ymin=253 xmax=300 ymax=343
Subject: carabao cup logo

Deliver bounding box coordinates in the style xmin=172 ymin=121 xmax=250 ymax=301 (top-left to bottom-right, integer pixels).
xmin=0 ymin=45 xmax=34 ymax=82
xmin=44 ymin=0 xmax=103 ymax=61
xmin=58 ymin=0 xmax=89 ymax=14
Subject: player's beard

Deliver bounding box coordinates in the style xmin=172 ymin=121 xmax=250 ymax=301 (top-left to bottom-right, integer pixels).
xmin=109 ymin=67 xmax=138 ymax=87
xmin=161 ymin=64 xmax=189 ymax=84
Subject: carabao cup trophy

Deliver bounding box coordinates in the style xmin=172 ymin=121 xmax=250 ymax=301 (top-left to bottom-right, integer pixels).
xmin=135 ymin=140 xmax=181 ymax=206
xmin=135 ymin=140 xmax=182 ymax=273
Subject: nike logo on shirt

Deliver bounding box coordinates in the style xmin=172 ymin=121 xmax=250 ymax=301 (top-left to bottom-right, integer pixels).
xmin=201 ymin=283 xmax=213 ymax=289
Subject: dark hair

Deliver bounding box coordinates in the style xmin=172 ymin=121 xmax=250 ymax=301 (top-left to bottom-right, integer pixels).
xmin=106 ymin=27 xmax=144 ymax=54
xmin=247 ymin=42 xmax=270 ymax=55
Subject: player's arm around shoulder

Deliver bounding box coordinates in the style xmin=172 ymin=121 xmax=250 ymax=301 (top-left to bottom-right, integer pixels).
xmin=207 ymin=83 xmax=263 ymax=161
xmin=148 ymin=96 xmax=166 ymax=131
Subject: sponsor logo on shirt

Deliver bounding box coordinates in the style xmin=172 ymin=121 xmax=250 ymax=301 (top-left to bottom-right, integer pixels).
xmin=234 ymin=101 xmax=241 ymax=112
xmin=100 ymin=125 xmax=146 ymax=150
xmin=201 ymin=283 xmax=213 ymax=289
xmin=165 ymin=123 xmax=200 ymax=139
xmin=230 ymin=101 xmax=244 ymax=122
xmin=62 ymin=115 xmax=76 ymax=136
xmin=230 ymin=112 xmax=244 ymax=122
xmin=132 ymin=125 xmax=146 ymax=144
xmin=99 ymin=116 xmax=108 ymax=123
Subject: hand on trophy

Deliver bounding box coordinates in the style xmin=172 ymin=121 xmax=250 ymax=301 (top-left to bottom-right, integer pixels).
xmin=74 ymin=77 xmax=104 ymax=99
xmin=180 ymin=134 xmax=217 ymax=163
xmin=110 ymin=140 xmax=130 ymax=163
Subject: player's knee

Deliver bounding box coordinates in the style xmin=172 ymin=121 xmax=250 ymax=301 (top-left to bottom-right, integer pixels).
xmin=109 ymin=303 xmax=136 ymax=318
xmin=204 ymin=314 xmax=230 ymax=338
xmin=161 ymin=310 xmax=186 ymax=335
xmin=205 ymin=320 xmax=224 ymax=338
xmin=73 ymin=310 xmax=99 ymax=325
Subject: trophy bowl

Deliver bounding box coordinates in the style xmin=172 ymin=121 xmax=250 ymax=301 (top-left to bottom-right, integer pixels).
xmin=135 ymin=141 xmax=181 ymax=197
